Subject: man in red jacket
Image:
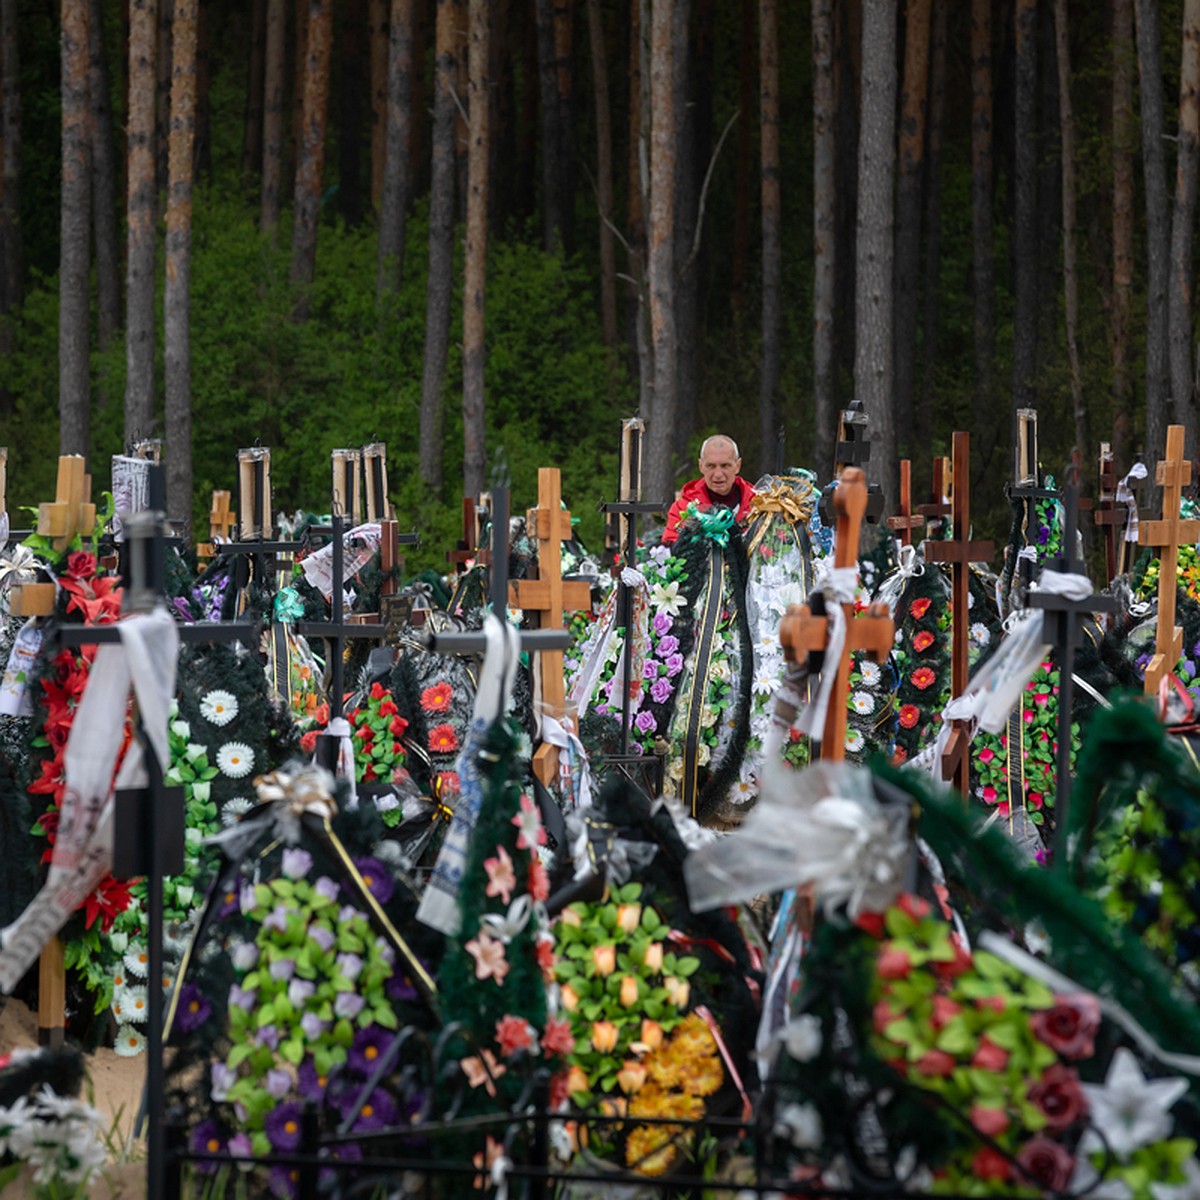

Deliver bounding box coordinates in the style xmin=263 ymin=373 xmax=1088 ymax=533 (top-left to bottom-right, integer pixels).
xmin=662 ymin=434 xmax=756 ymax=545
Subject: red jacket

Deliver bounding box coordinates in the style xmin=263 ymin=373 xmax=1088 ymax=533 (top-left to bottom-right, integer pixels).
xmin=662 ymin=476 xmax=756 ymax=544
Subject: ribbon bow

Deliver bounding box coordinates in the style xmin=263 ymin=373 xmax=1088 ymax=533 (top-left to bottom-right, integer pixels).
xmin=480 ymin=894 xmax=535 ymax=944
xmin=207 ymin=763 xmax=338 ymax=856
xmin=687 ymin=502 xmax=736 ymax=547
xmin=0 ymin=544 xmax=41 ymax=592
xmin=273 ymin=587 xmax=305 ymax=624
xmin=748 ymin=479 xmax=816 ymax=527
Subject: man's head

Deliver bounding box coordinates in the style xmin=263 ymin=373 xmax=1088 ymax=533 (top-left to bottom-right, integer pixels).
xmin=698 ymin=435 xmax=742 ymax=497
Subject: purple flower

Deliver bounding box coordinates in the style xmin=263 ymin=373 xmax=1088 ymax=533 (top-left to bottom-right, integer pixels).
xmin=300 ymin=1012 xmax=327 ymax=1041
xmin=352 ymin=1087 xmax=398 ymax=1131
xmin=228 ymin=984 xmax=256 ymax=1011
xmin=264 ymin=1102 xmax=304 ymax=1152
xmin=353 ymin=857 xmax=395 ymax=905
xmin=281 ymin=848 xmax=313 ymax=880
xmin=190 ymin=1120 xmax=223 ymax=1174
xmin=318 ymin=1141 xmax=363 ymax=1189
xmin=378 ymin=943 xmax=396 ymax=966
xmin=174 ymin=982 xmax=212 ymax=1033
xmin=634 ymin=710 xmax=657 ymax=735
xmin=309 ymin=924 xmax=336 ymax=953
xmin=288 ymin=978 xmax=316 ymax=1007
xmin=596 ymin=703 xmax=609 ymax=715
xmin=231 ymin=941 xmax=258 ymax=971
xmin=336 ymin=952 xmax=364 ymax=982
xmin=335 ymin=991 xmax=366 ymax=1020
xmin=642 ymin=660 xmax=659 ymax=681
xmin=652 ymin=612 xmax=674 ymax=637
xmin=350 ymin=1025 xmax=395 ymax=1076
xmin=650 ymin=677 xmax=673 ymax=705
xmin=386 ymin=974 xmax=418 ymax=1003
xmin=665 ymin=653 xmax=684 ymax=677
xmin=268 ymin=1165 xmax=300 ymax=1199
xmin=298 ymin=1058 xmax=328 ymax=1100
xmin=262 ymin=904 xmax=290 ymax=933
xmin=270 ymin=957 xmax=297 ymax=983
xmin=265 ymin=1068 xmax=292 ymax=1099
xmin=256 ymin=1024 xmax=281 ymax=1052
xmin=656 ymin=635 xmax=680 ymax=659
xmin=210 ymin=1062 xmax=236 ymax=1102
xmin=338 ymin=905 xmax=360 ymax=923
xmin=227 ymin=1132 xmax=252 ymax=1161
xmin=314 ymin=876 xmax=340 ymax=902
xmin=238 ymin=883 xmax=257 ymax=915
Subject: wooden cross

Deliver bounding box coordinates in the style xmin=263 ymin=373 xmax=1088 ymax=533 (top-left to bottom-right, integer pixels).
xmin=196 ymin=490 xmax=236 ymax=561
xmin=917 ymin=454 xmax=952 ymax=534
xmin=510 ymin=468 xmax=592 ymax=785
xmin=1028 ymin=473 xmax=1116 ymax=852
xmin=363 ymin=443 xmax=392 ymax=522
xmin=447 ymin=497 xmax=480 ymax=573
xmin=779 ymin=467 xmax=894 ymax=761
xmin=237 ymin=447 xmax=272 ymax=540
xmin=887 ymin=459 xmax=925 ymax=547
xmin=820 ymin=400 xmax=885 ymax=527
xmin=1139 ymin=424 xmax=1200 ymax=697
xmin=1093 ymin=442 xmax=1127 ymax=584
xmin=332 ymin=448 xmax=363 ymax=525
xmin=924 ymin=432 xmax=995 ymax=796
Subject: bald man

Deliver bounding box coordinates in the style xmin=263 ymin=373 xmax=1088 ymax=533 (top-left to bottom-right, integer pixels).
xmin=662 ymin=435 xmax=756 ymax=545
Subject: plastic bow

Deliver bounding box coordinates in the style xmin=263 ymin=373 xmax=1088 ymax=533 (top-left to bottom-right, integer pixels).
xmin=687 ymin=502 xmax=736 ymax=547
xmin=0 ymin=544 xmax=41 ymax=593
xmin=480 ymin=894 xmax=535 ymax=944
xmin=273 ymin=587 xmax=305 ymax=624
xmin=748 ymin=479 xmax=816 ymax=527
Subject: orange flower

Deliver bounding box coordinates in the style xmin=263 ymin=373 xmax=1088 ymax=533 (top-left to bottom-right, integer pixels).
xmin=912 ymin=630 xmax=936 ymax=653
xmin=421 ymin=682 xmax=454 ymax=712
xmin=619 ymin=975 xmax=639 ymax=1007
xmin=910 ymin=667 xmax=937 ymax=691
xmin=428 ymin=723 xmax=460 ymax=753
xmin=592 ymin=945 xmax=617 ymax=976
xmin=617 ymin=1060 xmax=648 ymax=1094
xmin=591 ymin=1020 xmax=618 ymax=1053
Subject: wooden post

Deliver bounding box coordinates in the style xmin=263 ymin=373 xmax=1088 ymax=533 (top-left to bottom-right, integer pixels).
xmin=510 ymin=468 xmax=592 ymax=785
xmin=918 ymin=454 xmax=952 ymax=534
xmin=0 ymin=446 xmax=8 ymax=521
xmin=1094 ymin=442 xmax=1127 ymax=584
xmin=780 ymin=467 xmax=894 ymax=761
xmin=363 ymin=443 xmax=391 ymax=521
xmin=237 ymin=447 xmax=272 ymax=540
xmin=448 ymin=498 xmax=479 ymax=572
xmin=331 ymin=448 xmax=362 ymax=524
xmin=887 ymin=458 xmax=925 ymax=547
xmin=924 ymin=432 xmax=995 ymax=795
xmin=1139 ymin=425 xmax=1200 ymax=697
xmin=12 ymin=457 xmax=94 ymax=616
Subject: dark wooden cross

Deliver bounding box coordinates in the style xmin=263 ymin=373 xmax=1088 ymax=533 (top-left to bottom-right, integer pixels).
xmin=331 ymin=448 xmax=363 ymax=526
xmin=1139 ymin=424 xmax=1200 ymax=698
xmin=780 ymin=467 xmax=894 ymax=761
xmin=1093 ymin=442 xmax=1128 ymax=584
xmin=447 ymin=497 xmax=480 ymax=573
xmin=819 ymin=400 xmax=885 ymax=527
xmin=917 ymin=454 xmax=952 ymax=536
xmin=924 ymin=431 xmax=995 ymax=796
xmin=1028 ymin=470 xmax=1116 ymax=855
xmin=599 ymin=419 xmax=670 ymax=760
xmin=887 ymin=458 xmax=925 ymax=547
xmin=510 ymin=468 xmax=593 ymax=786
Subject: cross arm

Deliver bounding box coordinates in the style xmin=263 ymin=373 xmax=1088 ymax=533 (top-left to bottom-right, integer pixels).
xmin=1139 ymin=518 xmax=1200 ymax=547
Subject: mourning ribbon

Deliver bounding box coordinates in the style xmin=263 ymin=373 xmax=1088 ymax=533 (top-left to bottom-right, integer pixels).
xmin=681 ymin=546 xmax=726 ymax=817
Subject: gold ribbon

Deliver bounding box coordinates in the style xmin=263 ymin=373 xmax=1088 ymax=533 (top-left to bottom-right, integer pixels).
xmin=745 ymin=478 xmax=817 ymax=557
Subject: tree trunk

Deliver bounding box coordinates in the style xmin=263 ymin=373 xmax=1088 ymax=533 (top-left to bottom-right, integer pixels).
xmin=165 ymin=0 xmax=197 ymax=526
xmin=1036 ymin=2 xmax=1060 ymax=368
xmin=454 ymin=0 xmax=468 ymax=221
xmin=516 ymin=7 xmax=538 ymax=222
xmin=0 ymin=0 xmax=22 ymax=316
xmin=369 ymin=0 xmax=387 ymax=212
xmin=462 ymin=0 xmax=488 ymax=499
xmin=892 ymin=0 xmax=929 ymax=457
xmin=812 ymin=0 xmax=836 ymax=476
xmin=535 ymin=0 xmax=562 ymax=252
xmin=487 ymin=0 xmax=511 ymax=226
xmin=628 ymin=0 xmax=651 ymax=415
xmin=970 ymin=0 xmax=996 ymax=466
xmin=1011 ymin=0 xmax=1038 ymax=416
xmin=730 ymin=0 xmax=754 ymax=319
xmin=758 ymin=0 xmax=780 ymax=475
xmin=88 ymin=0 xmax=120 ymax=354
xmin=418 ymin=0 xmax=457 ymax=493
xmin=125 ymin=0 xmax=157 ymax=443
xmin=1136 ymin=0 xmax=1170 ymax=462
xmin=672 ymin=0 xmax=698 ymax=462
xmin=155 ymin=0 xmax=172 ymax=195
xmin=292 ymin=0 xmax=308 ymax=185
xmin=290 ymin=0 xmax=333 ymax=318
xmin=854 ymin=0 xmax=897 ymax=510
xmin=60 ymin=0 xmax=91 ymax=457
xmin=642 ymin=0 xmax=678 ymax=503
xmin=376 ymin=0 xmax=412 ymax=301
xmin=261 ymin=0 xmax=285 ymax=233
xmin=834 ymin=0 xmax=860 ymax=389
xmin=1053 ymin=0 xmax=1088 ymax=457
xmin=586 ymin=0 xmax=617 ymax=349
xmin=1169 ymin=0 xmax=1200 ymax=454
xmin=241 ymin=0 xmax=265 ymax=181
xmin=338 ymin=0 xmax=366 ymax=227
xmin=194 ymin=0 xmax=210 ymax=176
xmin=552 ymin=0 xmax=574 ymax=254
xmin=1112 ymin=0 xmax=1135 ymax=467
xmin=918 ymin=0 xmax=946 ymax=453
xmin=410 ymin=0 xmax=426 ymax=189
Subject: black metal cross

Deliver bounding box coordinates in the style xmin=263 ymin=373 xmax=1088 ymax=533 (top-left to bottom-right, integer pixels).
xmin=820 ymin=399 xmax=885 ymax=526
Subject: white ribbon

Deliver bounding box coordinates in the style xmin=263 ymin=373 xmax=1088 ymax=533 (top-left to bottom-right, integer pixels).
xmin=794 ymin=565 xmax=858 ymax=739
xmin=567 ymin=566 xmax=646 ymax=720
xmin=491 ymin=1153 xmax=513 ymax=1200
xmin=480 ymin=895 xmax=535 ymax=944
xmin=0 ymin=608 xmax=179 ymax=992
xmin=325 ymin=716 xmax=358 ymax=809
xmin=539 ymin=713 xmax=592 ymax=809
xmin=978 ymin=931 xmax=1200 ymax=1076
xmin=876 ymin=543 xmax=924 ymax=619
xmin=1033 ymin=568 xmax=1094 ymax=602
xmin=1117 ymin=461 xmax=1148 ymax=543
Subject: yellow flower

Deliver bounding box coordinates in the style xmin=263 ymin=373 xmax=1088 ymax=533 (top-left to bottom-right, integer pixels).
xmin=625 ymin=1125 xmax=680 ymax=1177
xmin=677 ymin=1053 xmax=724 ymax=1098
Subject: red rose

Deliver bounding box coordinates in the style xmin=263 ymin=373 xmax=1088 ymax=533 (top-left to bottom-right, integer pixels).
xmin=1016 ymin=1137 xmax=1075 ymax=1191
xmin=910 ymin=666 xmax=937 ymax=691
xmin=971 ymin=1147 xmax=1012 ymax=1183
xmin=970 ymin=1106 xmax=1011 ymax=1138
xmin=370 ymin=682 xmax=386 ymax=700
xmin=933 ymin=934 xmax=972 ymax=981
xmin=389 ymin=715 xmax=408 ymax=737
xmin=913 ymin=1049 xmax=956 ymax=1077
xmin=1030 ymin=994 xmax=1100 ymax=1059
xmin=898 ymin=704 xmax=920 ymax=729
xmin=909 ymin=597 xmax=932 ymax=620
xmin=355 ymin=724 xmax=373 ymax=741
xmin=970 ymin=1036 xmax=1010 ymax=1072
xmin=930 ymin=996 xmax=962 ymax=1029
xmin=912 ymin=630 xmax=936 ymax=653
xmin=64 ymin=550 xmax=96 ymax=580
xmin=876 ymin=947 xmax=913 ymax=979
xmin=896 ymin=894 xmax=930 ymax=921
xmin=378 ymin=698 xmax=399 ymax=717
xmin=1027 ymin=1063 xmax=1088 ymax=1131
xmin=855 ymin=911 xmax=886 ymax=938
xmin=300 ymin=730 xmax=318 ymax=754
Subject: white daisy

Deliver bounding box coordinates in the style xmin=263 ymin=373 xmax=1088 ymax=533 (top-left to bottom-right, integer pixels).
xmin=845 ymin=728 xmax=865 ymax=753
xmin=124 ymin=944 xmax=149 ymax=978
xmin=850 ymin=691 xmax=874 ymax=715
xmin=122 ymin=985 xmax=149 ymax=1025
xmin=200 ymin=690 xmax=238 ymax=726
xmin=969 ymin=622 xmax=991 ymax=648
xmin=221 ymin=796 xmax=253 ymax=827
xmin=217 ymin=742 xmax=255 ymax=779
xmin=114 ymin=1025 xmax=146 ymax=1057
xmin=752 ymin=668 xmax=778 ymax=697
xmin=859 ymin=661 xmax=882 ymax=686
xmin=732 ymin=775 xmax=756 ymax=803
xmin=755 ymin=629 xmax=779 ymax=656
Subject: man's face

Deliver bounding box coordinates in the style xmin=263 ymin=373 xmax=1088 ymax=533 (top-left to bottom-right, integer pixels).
xmin=698 ymin=441 xmax=741 ymax=496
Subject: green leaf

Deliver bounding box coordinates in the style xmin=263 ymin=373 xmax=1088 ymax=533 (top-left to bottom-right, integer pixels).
xmin=281 ymin=1038 xmax=304 ymax=1065
xmin=227 ymin=1044 xmax=252 ymax=1069
xmin=934 ymin=1019 xmax=974 ymax=1056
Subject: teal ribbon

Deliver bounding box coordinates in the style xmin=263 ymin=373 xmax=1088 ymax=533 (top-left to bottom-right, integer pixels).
xmin=687 ymin=502 xmax=736 ymax=547
xmin=274 ymin=586 xmax=305 ymax=624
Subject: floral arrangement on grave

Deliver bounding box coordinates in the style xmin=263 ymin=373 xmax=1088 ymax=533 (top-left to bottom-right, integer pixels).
xmin=162 ymin=762 xmax=436 ymax=1199
xmin=0 ymin=1048 xmax=107 ymax=1196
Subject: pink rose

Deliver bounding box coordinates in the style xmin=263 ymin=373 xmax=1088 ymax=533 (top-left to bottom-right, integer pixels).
xmin=931 ymin=996 xmax=962 ymax=1030
xmin=873 ymin=1000 xmax=902 ymax=1035
xmin=914 ymin=1049 xmax=956 ymax=1077
xmin=1027 ymin=1063 xmax=1087 ymax=1131
xmin=970 ymin=1105 xmax=1011 ymax=1138
xmin=877 ymin=947 xmax=913 ymax=979
xmin=1016 ymin=1137 xmax=1075 ymax=1191
xmin=970 ymin=1036 xmax=1010 ymax=1072
xmin=1030 ymin=994 xmax=1100 ymax=1059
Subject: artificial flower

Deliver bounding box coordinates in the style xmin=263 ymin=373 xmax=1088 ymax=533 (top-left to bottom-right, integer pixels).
xmin=465 ymin=930 xmax=511 ymax=984
xmin=912 ymin=630 xmax=936 ymax=653
xmin=199 ymin=689 xmax=238 ymax=726
xmin=650 ymin=580 xmax=685 ymax=616
xmin=541 ymin=1017 xmax=575 ymax=1056
xmin=114 ymin=1026 xmax=146 ymax=1057
xmin=495 ymin=1015 xmax=537 ymax=1057
xmin=898 ymin=704 xmax=920 ymax=729
xmin=428 ymin=723 xmax=460 ymax=753
xmin=511 ymin=794 xmax=547 ymax=850
xmin=909 ymin=597 xmax=932 ymax=620
xmin=1030 ymin=993 xmax=1101 ymax=1059
xmin=216 ymin=742 xmax=255 ymax=779
xmin=1079 ymin=1048 xmax=1188 ymax=1162
xmin=484 ymin=845 xmax=517 ymax=905
xmin=221 ymin=796 xmax=253 ymax=827
xmin=461 ymin=1049 xmax=507 ymax=1096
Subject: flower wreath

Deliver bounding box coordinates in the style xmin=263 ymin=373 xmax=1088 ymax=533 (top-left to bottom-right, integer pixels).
xmin=890 ymin=567 xmax=952 ymax=767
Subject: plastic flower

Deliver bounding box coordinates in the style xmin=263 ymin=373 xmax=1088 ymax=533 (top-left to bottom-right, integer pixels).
xmin=461 ymin=1049 xmax=507 ymax=1096
xmin=221 ymin=796 xmax=253 ymax=827
xmin=845 ymin=728 xmax=865 ymax=753
xmin=466 ymin=930 xmax=510 ymax=984
xmin=1030 ymin=993 xmax=1101 ymax=1059
xmin=541 ymin=1017 xmax=575 ymax=1056
xmin=850 ymin=691 xmax=874 ymax=715
xmin=124 ymin=945 xmax=150 ymax=978
xmin=216 ymin=742 xmax=255 ymax=778
xmin=174 ymin=982 xmax=211 ymax=1033
xmin=859 ymin=661 xmax=882 ymax=686
xmin=264 ymin=1102 xmax=304 ymax=1151
xmin=420 ymin=682 xmax=454 ymax=712
xmin=909 ymin=597 xmax=932 ymax=620
xmin=650 ymin=580 xmax=685 ymax=616
xmin=495 ymin=1015 xmax=537 ymax=1057
xmin=910 ymin=667 xmax=937 ymax=690
xmin=1079 ymin=1048 xmax=1188 ymax=1161
xmin=912 ymin=629 xmax=936 ymax=653
xmin=898 ymin=704 xmax=920 ymax=729
xmin=428 ymin=723 xmax=460 ymax=753
xmin=349 ymin=1025 xmax=395 ymax=1074
xmin=484 ymin=845 xmax=517 ymax=905
xmin=114 ymin=1025 xmax=146 ymax=1057
xmin=200 ymin=689 xmax=238 ymax=726
xmin=511 ymin=794 xmax=547 ymax=850
xmin=281 ymin=847 xmax=313 ymax=880
xmin=353 ymin=856 xmax=395 ymax=904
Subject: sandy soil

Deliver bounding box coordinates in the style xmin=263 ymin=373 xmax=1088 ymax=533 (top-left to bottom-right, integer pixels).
xmin=1 ymin=999 xmax=149 ymax=1198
